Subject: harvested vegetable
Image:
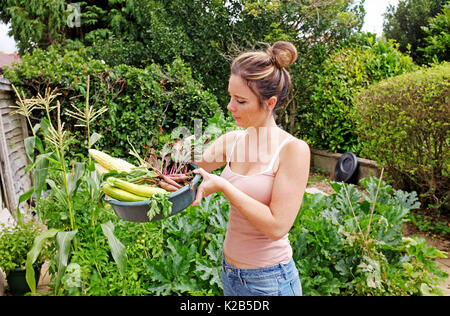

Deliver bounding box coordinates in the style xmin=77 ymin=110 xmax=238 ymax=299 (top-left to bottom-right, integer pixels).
xmin=102 ymin=183 xmax=148 ymax=202
xmin=89 ymin=149 xmax=136 ymax=172
xmin=95 ymin=136 xmax=199 ymax=205
xmin=158 ymin=180 xmax=179 ymax=192
xmin=107 ymin=177 xmax=167 ymax=197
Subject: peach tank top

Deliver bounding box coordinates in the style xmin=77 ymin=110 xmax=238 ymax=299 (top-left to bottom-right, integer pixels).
xmin=220 ymin=131 xmax=294 ymax=267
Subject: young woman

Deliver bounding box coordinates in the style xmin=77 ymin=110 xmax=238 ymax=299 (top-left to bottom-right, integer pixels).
xmin=192 ymin=41 xmax=310 ymax=296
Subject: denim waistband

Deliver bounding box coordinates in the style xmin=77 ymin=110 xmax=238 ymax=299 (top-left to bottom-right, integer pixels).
xmin=222 ymin=252 xmax=296 ymax=279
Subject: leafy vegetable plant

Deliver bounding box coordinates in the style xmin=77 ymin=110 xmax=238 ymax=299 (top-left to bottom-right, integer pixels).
xmin=290 ymin=173 xmax=448 ymax=296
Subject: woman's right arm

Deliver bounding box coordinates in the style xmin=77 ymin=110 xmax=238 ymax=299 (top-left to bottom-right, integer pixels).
xmin=193 ymin=130 xmax=239 ymax=173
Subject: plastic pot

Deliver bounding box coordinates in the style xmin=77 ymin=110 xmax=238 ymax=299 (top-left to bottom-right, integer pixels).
xmin=6 ymin=264 xmax=41 ymax=296
xmin=334 ymin=152 xmax=359 ymax=184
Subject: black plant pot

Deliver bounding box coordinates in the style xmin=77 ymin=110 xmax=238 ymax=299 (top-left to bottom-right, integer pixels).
xmin=334 ymin=152 xmax=359 ymax=185
xmin=6 ymin=264 xmax=41 ymax=296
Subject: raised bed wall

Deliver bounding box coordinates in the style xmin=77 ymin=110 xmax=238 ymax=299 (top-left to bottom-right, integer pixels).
xmin=311 ymin=148 xmax=381 ymax=182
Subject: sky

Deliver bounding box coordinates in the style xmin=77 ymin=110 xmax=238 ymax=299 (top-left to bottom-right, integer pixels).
xmin=0 ymin=0 xmax=399 ymax=54
xmin=361 ymin=0 xmax=400 ymax=34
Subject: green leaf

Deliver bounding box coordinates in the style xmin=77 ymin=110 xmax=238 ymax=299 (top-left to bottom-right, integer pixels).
xmin=24 ymin=136 xmax=35 ymax=162
xmin=100 ymin=221 xmax=127 ymax=276
xmin=33 ymin=153 xmax=52 ymax=201
xmin=15 ymin=188 xmax=34 ymax=225
xmin=26 ymin=229 xmax=59 ymax=293
xmin=54 ymin=230 xmax=78 ymax=290
xmin=46 ymin=178 xmax=68 ymax=208
xmin=89 ymin=132 xmax=102 ymax=146
xmin=146 ymin=193 xmax=172 ymax=220
xmin=66 ymin=162 xmax=85 ymax=195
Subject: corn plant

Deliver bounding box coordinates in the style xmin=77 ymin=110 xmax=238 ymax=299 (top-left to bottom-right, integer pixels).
xmin=11 ymin=78 xmax=127 ymax=295
xmin=65 ymin=75 xmax=107 ymax=226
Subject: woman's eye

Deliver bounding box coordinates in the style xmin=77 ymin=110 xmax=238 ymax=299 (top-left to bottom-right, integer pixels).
xmin=237 ymin=100 xmax=245 ymax=104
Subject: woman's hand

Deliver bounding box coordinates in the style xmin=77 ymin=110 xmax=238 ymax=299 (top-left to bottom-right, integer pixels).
xmin=191 ymin=168 xmax=227 ymax=206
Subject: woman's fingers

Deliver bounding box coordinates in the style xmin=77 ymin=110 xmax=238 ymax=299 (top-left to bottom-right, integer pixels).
xmin=192 ymin=168 xmax=206 ymax=206
xmin=192 ymin=186 xmax=204 ymax=206
xmin=193 ymin=168 xmax=207 ymax=177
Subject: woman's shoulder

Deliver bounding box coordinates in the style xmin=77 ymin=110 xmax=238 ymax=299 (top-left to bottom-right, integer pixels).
xmin=279 ymin=131 xmax=310 ymax=157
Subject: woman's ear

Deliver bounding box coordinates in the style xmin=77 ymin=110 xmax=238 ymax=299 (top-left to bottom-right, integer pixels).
xmin=266 ymin=96 xmax=277 ymax=112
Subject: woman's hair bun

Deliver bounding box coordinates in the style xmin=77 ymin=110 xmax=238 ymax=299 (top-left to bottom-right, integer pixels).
xmin=268 ymin=41 xmax=298 ymax=68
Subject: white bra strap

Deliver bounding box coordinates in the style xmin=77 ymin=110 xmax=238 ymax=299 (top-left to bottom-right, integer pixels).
xmin=266 ymin=137 xmax=294 ymax=172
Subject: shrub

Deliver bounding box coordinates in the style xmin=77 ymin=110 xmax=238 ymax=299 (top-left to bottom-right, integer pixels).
xmin=95 ymin=58 xmax=220 ymax=157
xmin=305 ymin=33 xmax=415 ymax=153
xmin=354 ymin=62 xmax=450 ymax=213
xmin=0 ymin=220 xmax=47 ymax=274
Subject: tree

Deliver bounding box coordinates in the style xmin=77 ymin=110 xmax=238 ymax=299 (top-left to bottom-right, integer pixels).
xmin=0 ymin=0 xmax=367 ymax=134
xmin=0 ymin=0 xmax=67 ymax=54
xmin=420 ymin=1 xmax=450 ymax=63
xmin=383 ymin=0 xmax=446 ymax=64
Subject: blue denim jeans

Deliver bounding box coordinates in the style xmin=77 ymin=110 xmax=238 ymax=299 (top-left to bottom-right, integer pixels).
xmin=221 ymin=253 xmax=302 ymax=296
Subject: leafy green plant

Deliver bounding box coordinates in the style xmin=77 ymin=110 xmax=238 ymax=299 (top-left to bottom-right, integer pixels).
xmin=354 ymin=62 xmax=450 ymax=213
xmin=420 ymin=1 xmax=450 ymax=64
xmin=10 ymin=79 xmax=129 ymax=295
xmin=0 ymin=220 xmax=47 ymax=275
xmin=4 ymin=46 xmax=221 ymax=159
xmin=409 ymin=213 xmax=450 ymax=236
xmin=290 ymin=172 xmax=448 ymax=296
xmin=305 ymin=33 xmax=416 ymax=153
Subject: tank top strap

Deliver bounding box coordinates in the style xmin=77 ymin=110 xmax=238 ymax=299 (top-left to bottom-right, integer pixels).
xmin=227 ymin=130 xmax=245 ymax=163
xmin=266 ymin=137 xmax=295 ymax=172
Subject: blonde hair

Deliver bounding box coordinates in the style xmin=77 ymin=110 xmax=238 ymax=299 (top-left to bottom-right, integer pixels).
xmin=231 ymin=41 xmax=297 ymax=111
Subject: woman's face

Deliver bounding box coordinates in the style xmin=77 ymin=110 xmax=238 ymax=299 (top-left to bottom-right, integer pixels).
xmin=226 ymin=75 xmax=273 ymax=128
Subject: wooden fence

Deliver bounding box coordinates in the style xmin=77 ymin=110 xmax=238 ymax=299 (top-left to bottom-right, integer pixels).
xmin=0 ymin=78 xmax=33 ymax=219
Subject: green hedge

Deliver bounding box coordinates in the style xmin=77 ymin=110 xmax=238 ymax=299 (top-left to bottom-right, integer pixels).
xmin=354 ymin=62 xmax=450 ymax=213
xmin=304 ymin=34 xmax=416 ymax=154
xmin=4 ymin=45 xmax=220 ymax=158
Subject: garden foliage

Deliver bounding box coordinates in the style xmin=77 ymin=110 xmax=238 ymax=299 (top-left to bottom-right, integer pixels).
xmin=420 ymin=1 xmax=450 ymax=64
xmin=291 ymin=179 xmax=447 ymax=295
xmin=354 ymin=62 xmax=450 ymax=213
xmin=4 ymin=46 xmax=220 ymax=158
xmin=383 ymin=0 xmax=447 ymax=64
xmin=303 ymin=33 xmax=416 ymax=153
xmin=34 ymin=174 xmax=448 ymax=296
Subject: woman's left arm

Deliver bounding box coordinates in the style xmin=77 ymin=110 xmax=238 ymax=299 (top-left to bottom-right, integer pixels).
xmin=192 ymin=139 xmax=310 ymax=241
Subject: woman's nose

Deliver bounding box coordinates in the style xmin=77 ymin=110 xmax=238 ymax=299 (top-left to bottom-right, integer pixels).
xmin=227 ymin=102 xmax=235 ymax=112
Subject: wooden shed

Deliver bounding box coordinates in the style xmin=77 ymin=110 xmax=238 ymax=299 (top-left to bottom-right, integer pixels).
xmin=0 ymin=77 xmax=33 ymax=222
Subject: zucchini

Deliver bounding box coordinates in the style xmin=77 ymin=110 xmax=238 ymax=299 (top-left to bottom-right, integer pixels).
xmin=102 ymin=183 xmax=148 ymax=202
xmin=107 ymin=177 xmax=167 ymax=197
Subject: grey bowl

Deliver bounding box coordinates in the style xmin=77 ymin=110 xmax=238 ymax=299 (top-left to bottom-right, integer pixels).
xmin=105 ymin=163 xmax=202 ymax=222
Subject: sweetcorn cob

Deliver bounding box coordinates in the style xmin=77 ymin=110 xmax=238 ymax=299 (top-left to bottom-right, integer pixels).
xmin=89 ymin=149 xmax=136 ymax=172
xmin=94 ymin=163 xmax=109 ymax=176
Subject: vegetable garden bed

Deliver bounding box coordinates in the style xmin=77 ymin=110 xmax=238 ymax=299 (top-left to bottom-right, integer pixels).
xmin=7 ymin=172 xmax=446 ymax=296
